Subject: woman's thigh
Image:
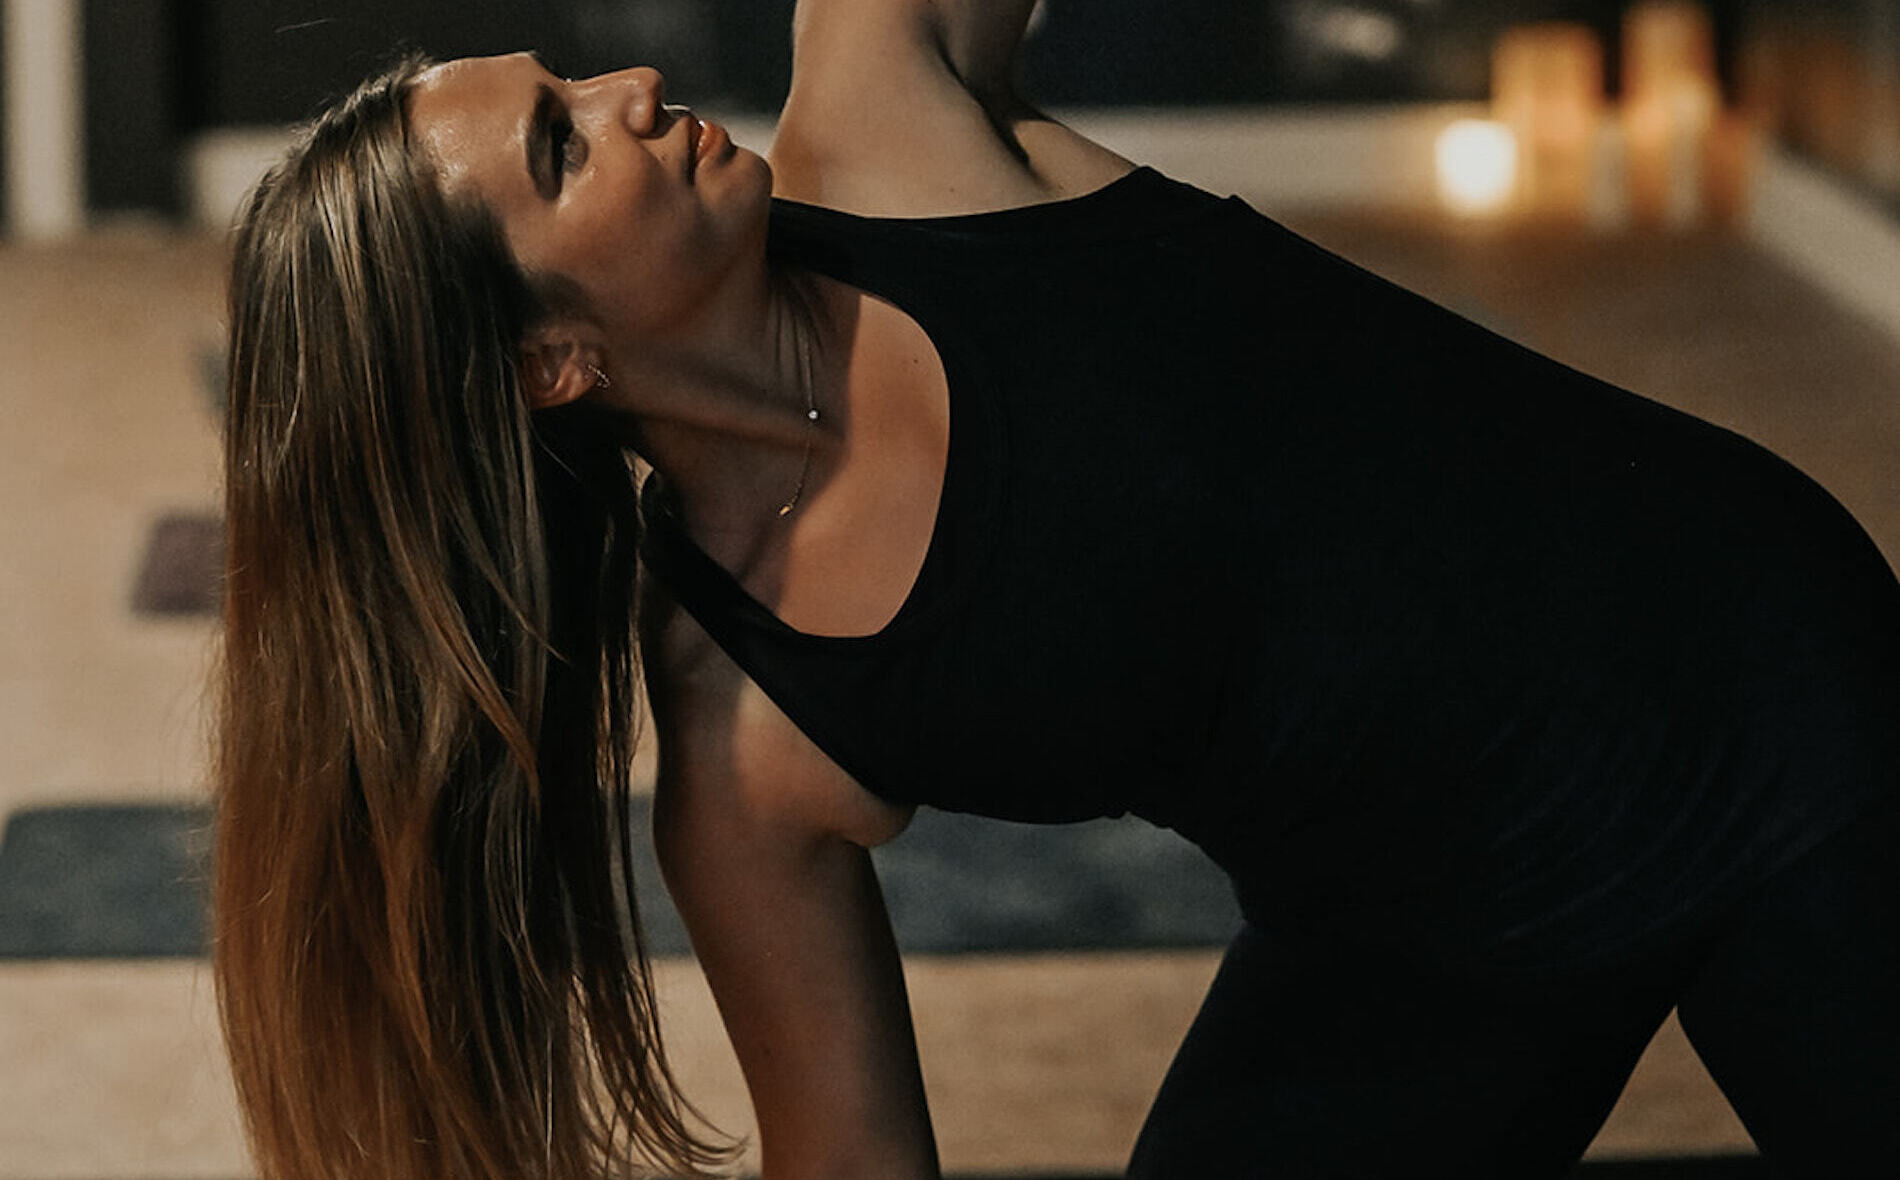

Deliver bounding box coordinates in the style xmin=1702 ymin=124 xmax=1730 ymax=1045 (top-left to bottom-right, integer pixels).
xmin=1676 ymin=794 xmax=1900 ymax=1177
xmin=1126 ymin=925 xmax=1683 ymax=1179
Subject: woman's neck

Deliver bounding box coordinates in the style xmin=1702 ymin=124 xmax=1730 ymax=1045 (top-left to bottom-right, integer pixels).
xmin=610 ymin=263 xmax=854 ymax=557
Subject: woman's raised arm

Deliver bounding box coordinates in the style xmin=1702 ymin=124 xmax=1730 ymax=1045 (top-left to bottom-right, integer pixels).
xmin=773 ymin=0 xmax=1130 ymax=215
xmin=917 ymin=0 xmax=1043 ymax=99
xmin=643 ymin=602 xmax=938 ymax=1179
xmin=791 ymin=0 xmax=1039 ymax=97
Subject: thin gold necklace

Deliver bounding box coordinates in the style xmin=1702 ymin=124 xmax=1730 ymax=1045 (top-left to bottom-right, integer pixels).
xmin=777 ymin=325 xmax=820 ymax=517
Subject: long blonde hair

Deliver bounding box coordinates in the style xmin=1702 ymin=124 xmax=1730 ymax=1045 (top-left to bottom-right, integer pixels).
xmin=215 ymin=56 xmax=729 ymax=1178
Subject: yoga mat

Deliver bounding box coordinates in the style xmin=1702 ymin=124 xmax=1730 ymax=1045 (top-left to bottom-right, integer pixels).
xmin=0 ymin=801 xmax=1237 ymax=960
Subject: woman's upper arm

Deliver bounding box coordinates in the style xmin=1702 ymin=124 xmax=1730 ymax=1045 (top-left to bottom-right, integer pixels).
xmin=774 ymin=0 xmax=1102 ymax=212
xmin=791 ymin=0 xmax=1038 ymax=97
xmin=642 ymin=608 xmax=935 ymax=1179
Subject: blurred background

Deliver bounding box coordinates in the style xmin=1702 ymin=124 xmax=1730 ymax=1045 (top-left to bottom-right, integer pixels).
xmin=3 ymin=1 xmax=1899 ymax=1177
xmin=2 ymin=0 xmax=1897 ymax=230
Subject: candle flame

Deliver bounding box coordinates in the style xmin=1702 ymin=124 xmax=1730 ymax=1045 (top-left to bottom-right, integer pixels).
xmin=1437 ymin=120 xmax=1520 ymax=217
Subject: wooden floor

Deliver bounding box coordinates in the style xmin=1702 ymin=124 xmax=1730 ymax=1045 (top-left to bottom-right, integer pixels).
xmin=5 ymin=200 xmax=1899 ymax=1176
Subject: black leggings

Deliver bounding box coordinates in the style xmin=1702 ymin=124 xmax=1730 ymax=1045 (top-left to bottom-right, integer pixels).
xmin=1128 ymin=797 xmax=1900 ymax=1178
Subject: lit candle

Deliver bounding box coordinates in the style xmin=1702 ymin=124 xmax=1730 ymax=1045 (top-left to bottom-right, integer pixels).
xmin=1623 ymin=1 xmax=1721 ymax=229
xmin=1436 ymin=119 xmax=1520 ymax=218
xmin=1624 ymin=1 xmax=1718 ymax=106
xmin=1492 ymin=23 xmax=1605 ymax=222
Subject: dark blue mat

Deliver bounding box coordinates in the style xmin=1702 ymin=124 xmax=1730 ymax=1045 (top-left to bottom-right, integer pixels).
xmin=0 ymin=801 xmax=1237 ymax=960
xmin=130 ymin=511 xmax=221 ymax=616
xmin=958 ymin=1171 xmax=1768 ymax=1180
xmin=946 ymin=1167 xmax=1769 ymax=1179
xmin=873 ymin=809 xmax=1239 ymax=953
xmin=1572 ymin=1159 xmax=1768 ymax=1176
xmin=0 ymin=804 xmax=211 ymax=957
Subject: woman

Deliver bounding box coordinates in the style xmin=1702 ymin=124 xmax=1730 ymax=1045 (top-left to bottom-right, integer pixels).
xmin=216 ymin=2 xmax=1900 ymax=1177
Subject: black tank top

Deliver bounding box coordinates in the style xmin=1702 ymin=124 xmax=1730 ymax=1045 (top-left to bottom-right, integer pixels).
xmin=640 ymin=168 xmax=1900 ymax=973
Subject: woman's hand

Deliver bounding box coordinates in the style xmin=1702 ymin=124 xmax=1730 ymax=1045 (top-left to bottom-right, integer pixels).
xmin=644 ymin=597 xmax=939 ymax=1179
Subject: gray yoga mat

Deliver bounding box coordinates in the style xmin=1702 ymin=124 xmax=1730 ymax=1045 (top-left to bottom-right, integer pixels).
xmin=0 ymin=801 xmax=1237 ymax=960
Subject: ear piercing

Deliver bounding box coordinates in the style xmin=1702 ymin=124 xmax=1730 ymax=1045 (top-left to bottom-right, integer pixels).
xmin=585 ymin=363 xmax=611 ymax=390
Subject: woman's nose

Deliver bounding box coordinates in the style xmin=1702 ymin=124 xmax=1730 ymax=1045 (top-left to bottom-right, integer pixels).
xmin=588 ymin=66 xmax=666 ymax=137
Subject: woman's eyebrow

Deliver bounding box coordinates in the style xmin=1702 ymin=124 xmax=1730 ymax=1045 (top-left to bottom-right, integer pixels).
xmin=525 ymin=83 xmax=559 ymax=199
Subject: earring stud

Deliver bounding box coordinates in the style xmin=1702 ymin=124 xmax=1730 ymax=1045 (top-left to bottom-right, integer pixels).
xmin=585 ymin=363 xmax=611 ymax=390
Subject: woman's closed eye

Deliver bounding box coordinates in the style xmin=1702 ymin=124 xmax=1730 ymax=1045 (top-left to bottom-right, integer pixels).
xmin=527 ymin=81 xmax=586 ymax=199
xmin=552 ymin=115 xmax=587 ymax=184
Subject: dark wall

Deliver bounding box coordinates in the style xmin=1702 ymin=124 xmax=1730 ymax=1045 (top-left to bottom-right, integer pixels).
xmin=1 ymin=8 xmax=8 ymax=228
xmin=177 ymin=1 xmax=553 ymax=127
xmin=159 ymin=1 xmax=1789 ymax=129
xmin=68 ymin=0 xmax=1830 ymax=221
xmin=171 ymin=0 xmax=1677 ymax=127
xmin=172 ymin=0 xmax=798 ymax=126
xmin=1022 ymin=0 xmax=1585 ymax=105
xmin=86 ymin=0 xmax=178 ymax=215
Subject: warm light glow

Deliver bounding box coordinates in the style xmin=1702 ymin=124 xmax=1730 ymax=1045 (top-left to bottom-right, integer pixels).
xmin=1436 ymin=120 xmax=1519 ymax=217
xmin=1624 ymin=1 xmax=1718 ymax=103
xmin=1492 ymin=23 xmax=1605 ymax=220
xmin=1622 ymin=2 xmax=1722 ymax=227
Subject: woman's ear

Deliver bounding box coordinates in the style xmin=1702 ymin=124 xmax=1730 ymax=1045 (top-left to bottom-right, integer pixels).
xmin=519 ymin=321 xmax=606 ymax=411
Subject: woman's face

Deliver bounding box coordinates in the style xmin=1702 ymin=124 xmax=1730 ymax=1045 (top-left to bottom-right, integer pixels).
xmin=408 ymin=53 xmax=772 ymax=342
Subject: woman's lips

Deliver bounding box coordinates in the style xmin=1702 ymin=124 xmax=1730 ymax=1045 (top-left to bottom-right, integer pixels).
xmin=694 ymin=117 xmax=728 ymax=174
